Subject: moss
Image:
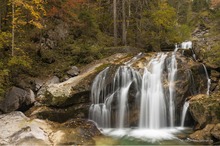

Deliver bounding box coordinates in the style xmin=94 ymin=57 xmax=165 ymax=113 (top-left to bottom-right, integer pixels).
xmin=95 ymin=63 xmax=110 ymax=72
xmin=42 ymin=91 xmax=69 ymax=106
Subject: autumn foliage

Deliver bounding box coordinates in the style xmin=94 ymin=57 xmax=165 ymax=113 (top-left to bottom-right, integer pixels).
xmin=46 ymin=0 xmax=85 ymax=20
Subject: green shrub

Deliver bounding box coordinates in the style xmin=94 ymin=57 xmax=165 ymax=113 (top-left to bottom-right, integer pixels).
xmin=205 ymin=43 xmax=220 ymax=66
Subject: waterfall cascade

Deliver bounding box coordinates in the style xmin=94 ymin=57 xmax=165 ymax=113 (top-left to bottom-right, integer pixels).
xmin=180 ymin=101 xmax=189 ymax=127
xmin=139 ymin=53 xmax=168 ymax=129
xmin=89 ymin=50 xmax=180 ymax=129
xmin=202 ymin=64 xmax=211 ymax=95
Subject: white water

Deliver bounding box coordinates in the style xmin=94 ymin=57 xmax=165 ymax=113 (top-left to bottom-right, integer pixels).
xmin=102 ymin=128 xmax=178 ymax=142
xmin=202 ymin=64 xmax=211 ymax=95
xmin=90 ymin=52 xmax=179 ymax=129
xmin=181 ymin=41 xmax=192 ymax=49
xmin=89 ymin=49 xmax=202 ymax=143
xmin=181 ymin=101 xmax=189 ymax=127
xmin=139 ymin=53 xmax=168 ymax=129
xmin=114 ymin=66 xmax=142 ymax=128
xmin=187 ymin=69 xmax=197 ymax=95
xmin=89 ymin=65 xmax=142 ymax=128
xmin=89 ymin=67 xmax=111 ymax=127
xmin=167 ymin=45 xmax=178 ymax=127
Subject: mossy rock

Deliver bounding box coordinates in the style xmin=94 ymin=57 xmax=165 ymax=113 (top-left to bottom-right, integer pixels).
xmin=189 ymin=92 xmax=220 ymax=129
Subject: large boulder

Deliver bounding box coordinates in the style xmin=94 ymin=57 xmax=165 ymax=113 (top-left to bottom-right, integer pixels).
xmin=36 ymin=76 xmax=60 ymax=96
xmin=211 ymin=123 xmax=220 ymax=140
xmin=0 ymin=111 xmax=102 ymax=145
xmin=189 ymin=123 xmax=220 ymax=144
xmin=67 ymin=66 xmax=80 ymax=77
xmin=189 ymin=93 xmax=220 ymax=129
xmin=189 ymin=124 xmax=215 ymax=143
xmin=36 ymin=53 xmax=129 ymax=107
xmin=0 ymin=87 xmax=35 ymax=113
xmin=0 ymin=111 xmax=51 ymax=145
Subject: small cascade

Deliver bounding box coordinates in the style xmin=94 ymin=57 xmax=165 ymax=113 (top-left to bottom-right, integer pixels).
xmin=181 ymin=50 xmax=185 ymax=56
xmin=89 ymin=65 xmax=142 ymax=128
xmin=191 ymin=49 xmax=197 ymax=60
xmin=139 ymin=53 xmax=168 ymax=129
xmin=89 ymin=67 xmax=111 ymax=127
xmin=124 ymin=52 xmax=143 ymax=66
xmin=167 ymin=45 xmax=178 ymax=127
xmin=202 ymin=64 xmax=211 ymax=95
xmin=180 ymin=101 xmax=189 ymax=127
xmin=187 ymin=69 xmax=197 ymax=95
xmin=181 ymin=41 xmax=192 ymax=49
xmin=114 ymin=66 xmax=141 ymax=128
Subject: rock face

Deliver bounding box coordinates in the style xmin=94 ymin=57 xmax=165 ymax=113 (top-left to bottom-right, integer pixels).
xmin=36 ymin=76 xmax=60 ymax=96
xmin=189 ymin=124 xmax=215 ymax=143
xmin=189 ymin=123 xmax=220 ymax=144
xmin=0 ymin=87 xmax=35 ymax=113
xmin=189 ymin=93 xmax=220 ymax=129
xmin=36 ymin=53 xmax=129 ymax=107
xmin=0 ymin=111 xmax=101 ymax=145
xmin=0 ymin=111 xmax=51 ymax=145
xmin=188 ymin=92 xmax=220 ymax=144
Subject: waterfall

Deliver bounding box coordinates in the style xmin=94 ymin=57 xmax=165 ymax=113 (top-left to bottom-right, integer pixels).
xmin=180 ymin=101 xmax=189 ymax=127
xmin=167 ymin=46 xmax=178 ymax=127
xmin=187 ymin=69 xmax=197 ymax=95
xmin=114 ymin=66 xmax=140 ymax=128
xmin=89 ymin=65 xmax=142 ymax=128
xmin=202 ymin=64 xmax=211 ymax=95
xmin=89 ymin=67 xmax=111 ymax=127
xmin=89 ymin=51 xmax=180 ymax=129
xmin=139 ymin=53 xmax=168 ymax=129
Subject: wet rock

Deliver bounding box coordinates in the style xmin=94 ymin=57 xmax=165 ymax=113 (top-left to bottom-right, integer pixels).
xmin=67 ymin=66 xmax=80 ymax=77
xmin=0 ymin=87 xmax=35 ymax=113
xmin=189 ymin=93 xmax=220 ymax=129
xmin=50 ymin=118 xmax=101 ymax=145
xmin=211 ymin=123 xmax=220 ymax=140
xmin=189 ymin=124 xmax=215 ymax=142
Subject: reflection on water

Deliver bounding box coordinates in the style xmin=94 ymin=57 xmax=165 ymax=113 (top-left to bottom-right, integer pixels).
xmin=95 ymin=128 xmax=211 ymax=145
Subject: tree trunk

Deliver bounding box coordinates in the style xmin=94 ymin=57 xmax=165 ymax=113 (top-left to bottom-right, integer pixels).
xmin=122 ymin=0 xmax=126 ymax=46
xmin=0 ymin=12 xmax=2 ymax=31
xmin=12 ymin=0 xmax=15 ymax=56
xmin=113 ymin=0 xmax=117 ymax=46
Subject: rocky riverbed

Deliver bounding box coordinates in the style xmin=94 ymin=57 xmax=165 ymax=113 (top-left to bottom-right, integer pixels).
xmin=0 ymin=51 xmax=220 ymax=145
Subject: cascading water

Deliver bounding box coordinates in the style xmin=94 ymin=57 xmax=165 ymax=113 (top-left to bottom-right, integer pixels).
xmin=89 ymin=65 xmax=142 ymax=128
xmin=202 ymin=64 xmax=211 ymax=95
xmin=187 ymin=69 xmax=197 ymax=95
xmin=114 ymin=66 xmax=141 ymax=128
xmin=89 ymin=67 xmax=111 ymax=127
xmin=89 ymin=51 xmax=179 ymax=129
xmin=139 ymin=53 xmax=168 ymax=129
xmin=167 ymin=45 xmax=178 ymax=127
xmin=180 ymin=101 xmax=189 ymax=127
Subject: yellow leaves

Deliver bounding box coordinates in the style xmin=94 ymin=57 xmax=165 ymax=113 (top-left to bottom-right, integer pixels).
xmin=0 ymin=31 xmax=12 ymax=50
xmin=8 ymin=48 xmax=32 ymax=69
xmin=152 ymin=2 xmax=177 ymax=29
xmin=12 ymin=0 xmax=46 ymax=29
xmin=29 ymin=20 xmax=43 ymax=29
